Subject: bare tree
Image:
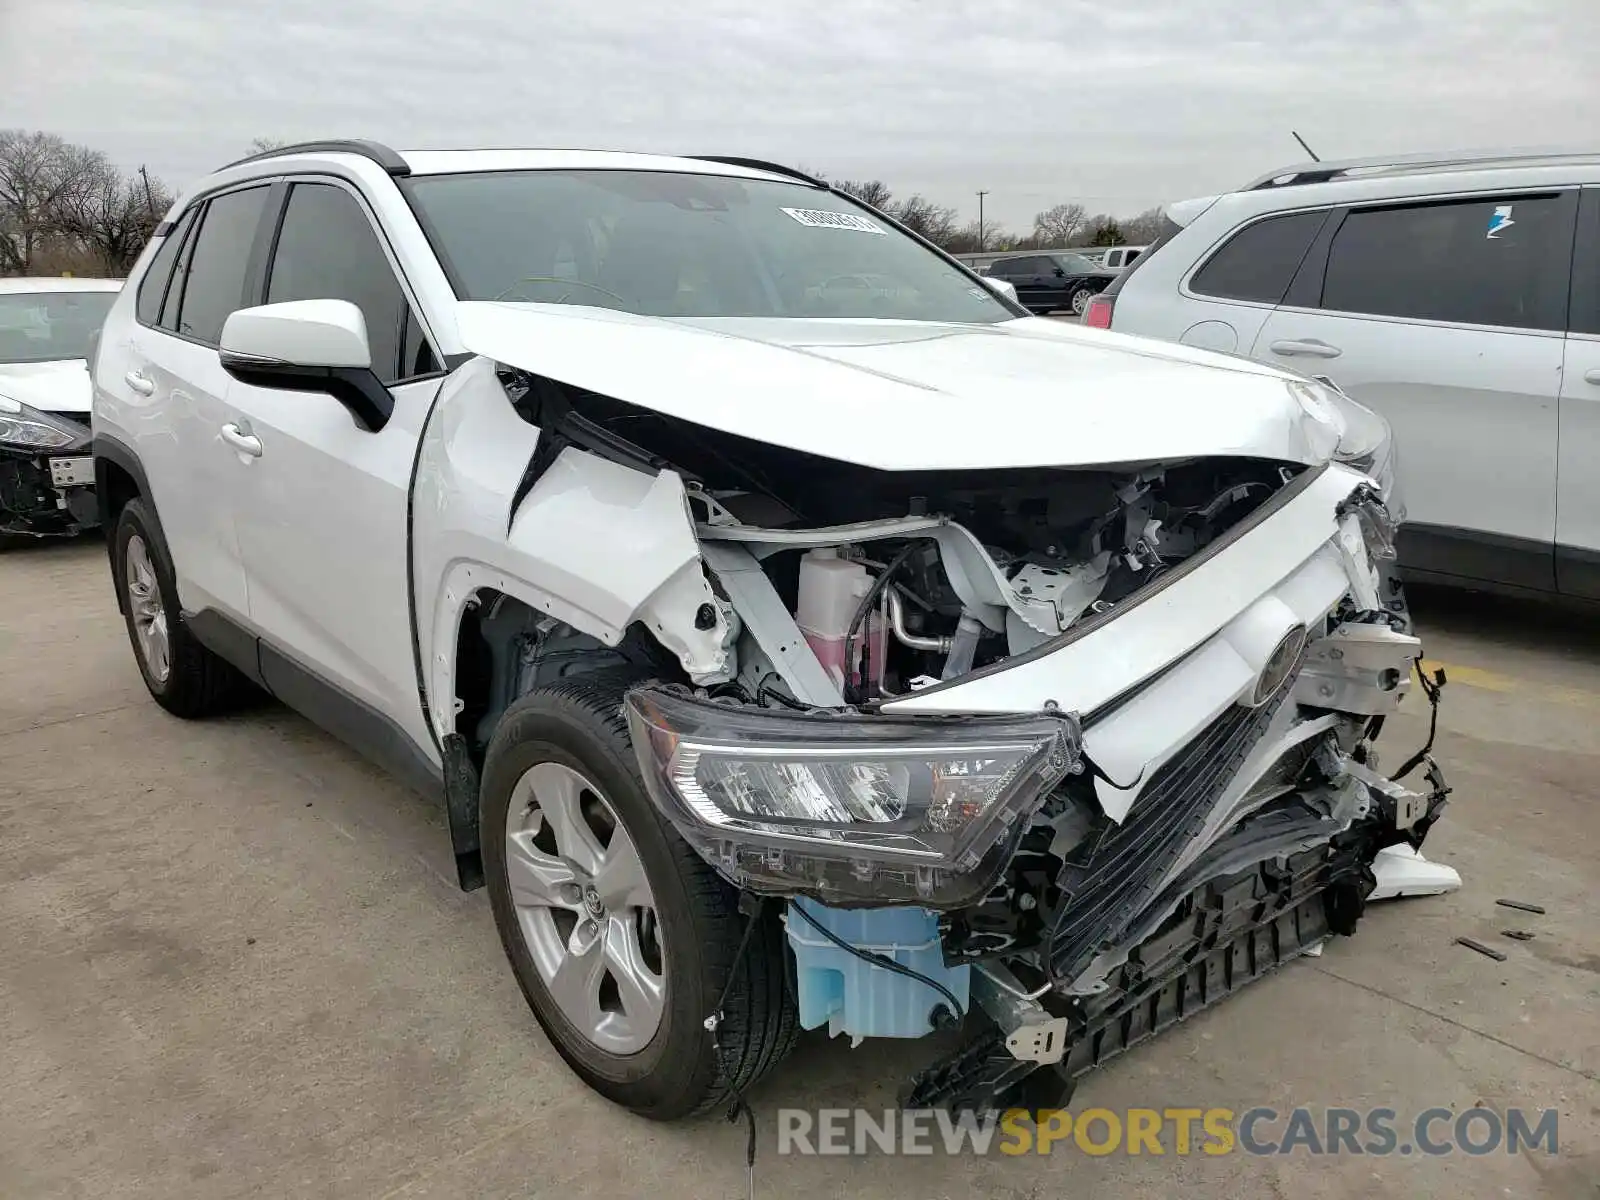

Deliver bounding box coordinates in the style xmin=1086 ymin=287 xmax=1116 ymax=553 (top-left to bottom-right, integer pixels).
xmin=247 ymin=136 xmax=289 ymax=155
xmin=0 ymin=130 xmax=106 ymax=273
xmin=891 ymin=194 xmax=960 ymax=246
xmin=832 ymin=179 xmax=894 ymax=211
xmin=1031 ymin=202 xmax=1087 ymax=248
xmin=1118 ymin=206 xmax=1167 ymax=245
xmin=51 ymin=162 xmax=174 ymax=275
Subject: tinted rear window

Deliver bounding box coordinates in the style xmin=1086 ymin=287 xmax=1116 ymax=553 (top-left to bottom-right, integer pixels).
xmin=1190 ymin=210 xmax=1327 ymax=303
xmin=1320 ymin=194 xmax=1573 ymax=330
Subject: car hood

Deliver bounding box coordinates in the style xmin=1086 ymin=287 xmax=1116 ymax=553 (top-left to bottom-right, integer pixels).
xmin=0 ymin=359 xmax=91 ymax=415
xmin=454 ymin=302 xmax=1336 ymax=472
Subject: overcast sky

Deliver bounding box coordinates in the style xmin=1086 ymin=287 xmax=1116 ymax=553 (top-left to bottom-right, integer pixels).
xmin=3 ymin=0 xmax=1596 ymax=230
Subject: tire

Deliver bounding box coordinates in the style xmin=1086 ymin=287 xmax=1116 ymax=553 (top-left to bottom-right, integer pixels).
xmin=112 ymin=498 xmax=254 ymax=718
xmin=1070 ymin=287 xmax=1095 ymax=317
xmin=481 ymin=669 xmax=798 ymax=1120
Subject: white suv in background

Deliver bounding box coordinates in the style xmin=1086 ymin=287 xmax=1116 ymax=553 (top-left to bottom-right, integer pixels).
xmin=1092 ymin=148 xmax=1600 ymax=600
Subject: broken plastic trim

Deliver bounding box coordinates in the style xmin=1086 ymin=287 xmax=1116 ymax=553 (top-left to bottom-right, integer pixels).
xmin=500 ymin=367 xmax=689 ymax=531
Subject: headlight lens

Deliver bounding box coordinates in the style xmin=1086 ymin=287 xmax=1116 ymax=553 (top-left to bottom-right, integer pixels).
xmin=625 ymin=686 xmax=1081 ymax=907
xmin=1289 ymin=378 xmax=1403 ymax=517
xmin=0 ymin=395 xmax=84 ymax=451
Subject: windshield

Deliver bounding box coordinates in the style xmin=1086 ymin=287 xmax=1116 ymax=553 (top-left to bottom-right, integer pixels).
xmin=1054 ymin=253 xmax=1099 ymax=273
xmin=0 ymin=291 xmax=117 ymax=364
xmin=405 ymin=170 xmax=1015 ymax=324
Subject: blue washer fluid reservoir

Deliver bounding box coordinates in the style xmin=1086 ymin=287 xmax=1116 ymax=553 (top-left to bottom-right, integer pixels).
xmin=785 ymin=898 xmax=971 ymax=1040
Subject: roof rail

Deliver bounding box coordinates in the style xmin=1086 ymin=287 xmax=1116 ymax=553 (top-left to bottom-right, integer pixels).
xmin=1245 ymin=145 xmax=1600 ymax=191
xmin=221 ymin=139 xmax=411 ymax=177
xmin=687 ymin=156 xmax=826 ymax=187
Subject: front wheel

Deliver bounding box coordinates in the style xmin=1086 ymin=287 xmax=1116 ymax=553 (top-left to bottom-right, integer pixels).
xmin=1070 ymin=287 xmax=1096 ymax=316
xmin=480 ymin=670 xmax=798 ymax=1119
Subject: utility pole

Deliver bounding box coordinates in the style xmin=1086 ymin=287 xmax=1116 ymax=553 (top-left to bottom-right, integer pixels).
xmin=138 ymin=165 xmax=155 ymax=215
xmin=976 ymin=190 xmax=988 ymax=251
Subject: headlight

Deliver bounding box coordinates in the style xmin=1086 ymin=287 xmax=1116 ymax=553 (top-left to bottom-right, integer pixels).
xmin=624 ymin=686 xmax=1080 ymax=908
xmin=0 ymin=395 xmax=85 ymax=451
xmin=1289 ymin=378 xmax=1403 ymax=519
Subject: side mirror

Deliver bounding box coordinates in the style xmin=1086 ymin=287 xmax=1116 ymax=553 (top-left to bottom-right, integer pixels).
xmin=219 ymin=299 xmax=392 ymax=431
xmin=1053 ymin=266 xmax=1065 ymax=277
xmin=982 ymin=276 xmax=1019 ymax=304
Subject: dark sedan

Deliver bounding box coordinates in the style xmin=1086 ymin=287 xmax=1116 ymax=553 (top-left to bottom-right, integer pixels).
xmin=984 ymin=252 xmax=1119 ymax=316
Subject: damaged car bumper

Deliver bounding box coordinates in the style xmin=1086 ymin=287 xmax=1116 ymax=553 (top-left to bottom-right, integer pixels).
xmin=619 ymin=460 xmax=1447 ymax=1107
xmin=0 ymin=400 xmax=97 ymax=538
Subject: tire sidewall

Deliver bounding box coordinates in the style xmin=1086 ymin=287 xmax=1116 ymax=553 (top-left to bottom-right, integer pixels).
xmin=113 ymin=499 xmax=180 ymax=700
xmin=480 ymin=697 xmax=726 ymax=1113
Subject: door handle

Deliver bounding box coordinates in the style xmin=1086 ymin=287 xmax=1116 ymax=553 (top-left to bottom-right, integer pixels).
xmin=1269 ymin=338 xmax=1342 ymax=359
xmin=124 ymin=369 xmax=155 ymax=396
xmin=220 ymin=422 xmax=262 ymax=457
xmin=1584 ymin=369 xmax=1600 ymax=386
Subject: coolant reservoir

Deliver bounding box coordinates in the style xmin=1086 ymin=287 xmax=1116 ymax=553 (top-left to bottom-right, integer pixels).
xmin=796 ymin=549 xmax=884 ymax=690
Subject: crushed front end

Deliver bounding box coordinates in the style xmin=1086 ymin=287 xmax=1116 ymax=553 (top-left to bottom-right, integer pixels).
xmin=0 ymin=401 xmax=97 ymax=539
xmin=615 ymin=439 xmax=1446 ymax=1109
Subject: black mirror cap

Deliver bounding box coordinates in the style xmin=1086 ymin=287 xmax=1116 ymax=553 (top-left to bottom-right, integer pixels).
xmin=219 ymin=351 xmax=393 ymax=432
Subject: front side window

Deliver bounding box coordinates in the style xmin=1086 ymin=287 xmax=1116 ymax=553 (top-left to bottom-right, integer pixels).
xmin=404 ymin=170 xmax=1014 ymax=324
xmin=1320 ymin=194 xmax=1573 ymax=330
xmin=174 ymin=186 xmax=271 ymax=344
xmin=266 ymin=182 xmax=434 ymax=383
xmin=0 ymin=290 xmax=118 ymax=364
xmin=1190 ymin=210 xmax=1327 ymax=304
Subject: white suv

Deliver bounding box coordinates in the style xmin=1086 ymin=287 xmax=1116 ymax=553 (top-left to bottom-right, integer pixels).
xmin=1093 ymin=148 xmax=1600 ymax=600
xmin=92 ymin=140 xmax=1447 ymax=1120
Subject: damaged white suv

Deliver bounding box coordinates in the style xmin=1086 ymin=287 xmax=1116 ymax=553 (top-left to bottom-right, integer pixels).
xmin=92 ymin=141 xmax=1448 ymax=1120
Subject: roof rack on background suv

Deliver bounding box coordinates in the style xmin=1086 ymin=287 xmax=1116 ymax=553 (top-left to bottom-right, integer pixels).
xmin=688 ymin=156 xmax=827 ymax=187
xmin=1245 ymin=146 xmax=1600 ymax=191
xmin=222 ymin=139 xmax=412 ymax=177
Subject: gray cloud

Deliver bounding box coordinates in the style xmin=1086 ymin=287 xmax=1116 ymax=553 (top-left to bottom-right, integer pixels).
xmin=2 ymin=0 xmax=1595 ymax=229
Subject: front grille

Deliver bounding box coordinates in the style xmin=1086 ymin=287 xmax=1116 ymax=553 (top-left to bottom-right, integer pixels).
xmin=1047 ymin=675 xmax=1298 ymax=983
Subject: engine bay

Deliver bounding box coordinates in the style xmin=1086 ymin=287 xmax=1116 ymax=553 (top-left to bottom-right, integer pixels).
xmin=500 ymin=366 xmax=1301 ymax=704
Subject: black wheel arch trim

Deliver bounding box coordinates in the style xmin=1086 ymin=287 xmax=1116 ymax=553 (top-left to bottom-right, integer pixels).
xmin=93 ymin=434 xmax=171 ymax=615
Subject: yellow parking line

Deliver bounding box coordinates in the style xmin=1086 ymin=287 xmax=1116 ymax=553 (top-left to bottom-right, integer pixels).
xmin=1424 ymin=660 xmax=1600 ymax=709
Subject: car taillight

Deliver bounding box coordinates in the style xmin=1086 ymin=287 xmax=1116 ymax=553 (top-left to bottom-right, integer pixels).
xmin=1083 ymin=295 xmax=1114 ymax=329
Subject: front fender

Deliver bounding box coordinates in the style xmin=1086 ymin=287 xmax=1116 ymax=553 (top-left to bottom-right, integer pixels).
xmin=412 ymin=358 xmax=730 ymax=742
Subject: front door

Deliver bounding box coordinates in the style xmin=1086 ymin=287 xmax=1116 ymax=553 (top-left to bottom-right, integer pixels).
xmin=225 ymin=178 xmax=444 ymax=759
xmin=1253 ymin=189 xmax=1576 ymax=591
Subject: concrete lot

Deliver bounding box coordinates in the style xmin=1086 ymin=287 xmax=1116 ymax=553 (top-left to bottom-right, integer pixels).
xmin=1 ymin=539 xmax=1597 ymax=1199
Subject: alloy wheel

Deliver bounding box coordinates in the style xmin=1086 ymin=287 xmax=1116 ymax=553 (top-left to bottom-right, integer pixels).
xmin=504 ymin=761 xmax=666 ymax=1053
xmin=125 ymin=534 xmax=171 ymax=684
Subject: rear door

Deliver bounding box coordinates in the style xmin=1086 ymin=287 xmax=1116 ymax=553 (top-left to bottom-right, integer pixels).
xmin=225 ymin=177 xmax=444 ymax=757
xmin=108 ymin=184 xmax=274 ymax=620
xmin=1556 ymin=188 xmax=1600 ymax=597
xmin=1252 ymin=189 xmax=1576 ymax=591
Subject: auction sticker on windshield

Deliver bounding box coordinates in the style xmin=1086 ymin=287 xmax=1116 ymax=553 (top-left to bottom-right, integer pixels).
xmin=781 ymin=207 xmax=886 ymax=233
